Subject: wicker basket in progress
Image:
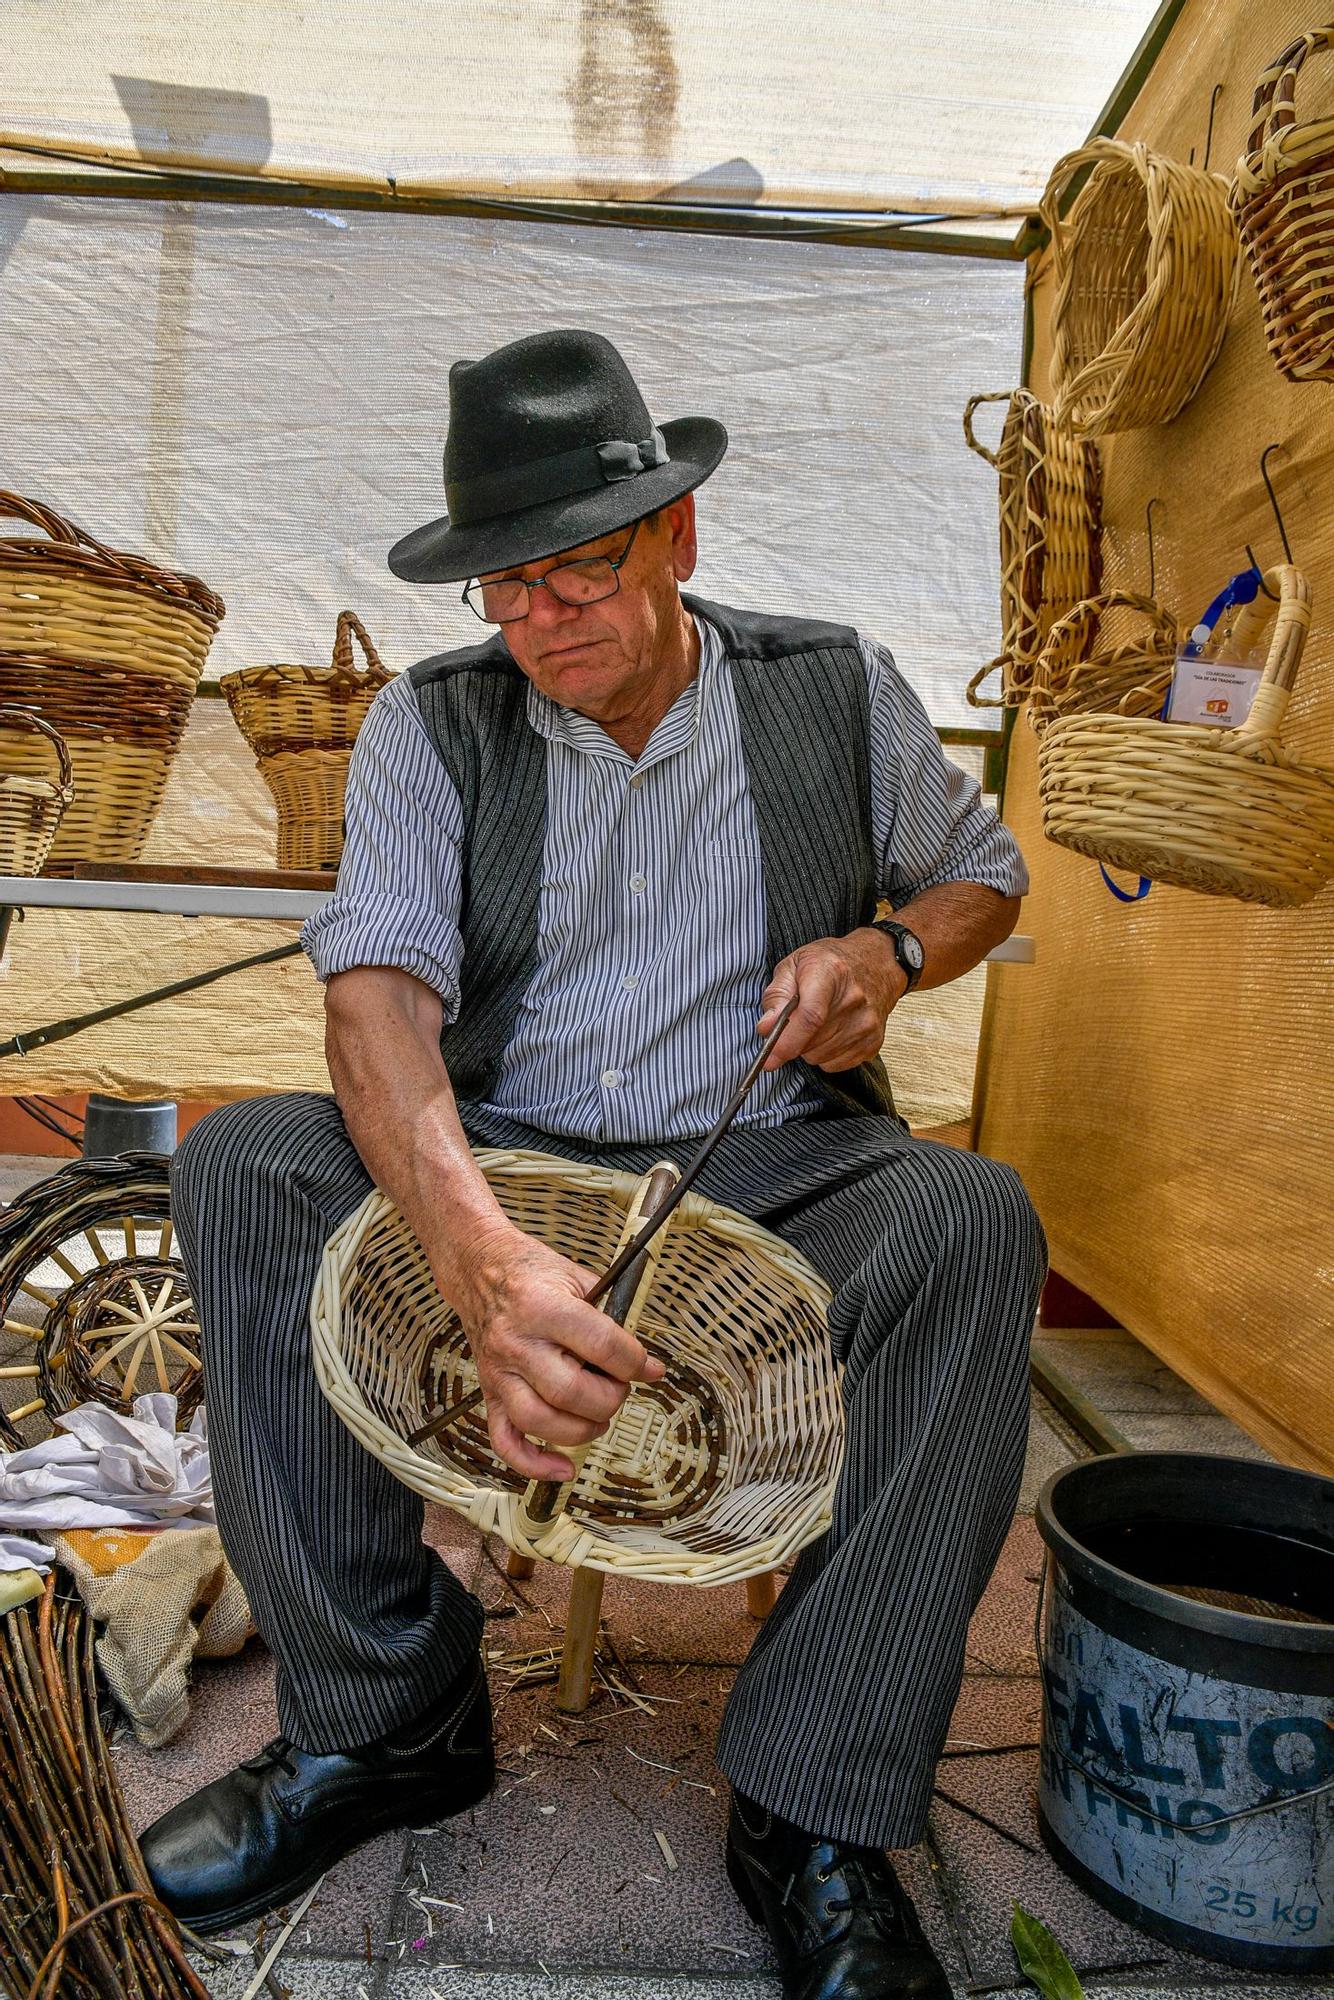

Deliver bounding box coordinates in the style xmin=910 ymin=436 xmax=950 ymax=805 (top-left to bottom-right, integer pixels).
xmin=0 ymin=708 xmax=74 ymax=876
xmin=1232 ymin=26 xmax=1334 ymax=383
xmin=222 ymin=610 xmax=389 ymax=869
xmin=0 ymin=491 xmax=224 ymax=865
xmin=1028 ymin=591 xmax=1179 ymax=733
xmin=963 ymin=389 xmax=1102 ymax=708
xmin=1038 ymin=565 xmax=1334 ymax=907
xmin=311 ymin=1151 xmax=842 ymax=1583
xmin=1041 ymin=139 xmax=1240 ymax=435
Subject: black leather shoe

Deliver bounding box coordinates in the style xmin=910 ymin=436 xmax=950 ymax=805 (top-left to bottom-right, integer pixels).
xmin=140 ymin=1656 xmax=494 ymax=1935
xmin=726 ymin=1792 xmax=953 ymax=2000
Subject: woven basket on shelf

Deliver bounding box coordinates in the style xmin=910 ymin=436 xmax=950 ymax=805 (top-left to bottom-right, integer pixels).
xmin=0 ymin=492 xmax=224 ymax=866
xmin=1038 ymin=564 xmax=1334 ymax=907
xmin=310 ymin=1151 xmax=842 ymax=1584
xmin=963 ymin=389 xmax=1102 ymax=709
xmin=1232 ymin=26 xmax=1334 ymax=383
xmin=221 ymin=610 xmax=390 ymax=870
xmin=1028 ymin=591 xmax=1179 ymax=733
xmin=1040 ymin=139 xmax=1240 ymax=436
xmin=0 ymin=708 xmax=74 ymax=876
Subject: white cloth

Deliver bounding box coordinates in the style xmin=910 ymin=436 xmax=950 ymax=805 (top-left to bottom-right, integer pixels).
xmin=0 ymin=1532 xmax=54 ymax=1574
xmin=0 ymin=1394 xmax=214 ymax=1532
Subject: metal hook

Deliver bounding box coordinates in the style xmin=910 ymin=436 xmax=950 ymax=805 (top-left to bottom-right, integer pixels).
xmin=1259 ymin=442 xmax=1294 ymax=564
xmin=1244 ymin=545 xmax=1279 ymax=600
xmin=1144 ymin=497 xmax=1162 ymax=600
xmin=1203 ymin=83 xmax=1224 ymax=173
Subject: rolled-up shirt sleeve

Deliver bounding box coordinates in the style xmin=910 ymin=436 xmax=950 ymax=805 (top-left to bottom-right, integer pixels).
xmin=300 ymin=673 xmax=466 ymax=1018
xmin=859 ymin=636 xmax=1029 ymax=905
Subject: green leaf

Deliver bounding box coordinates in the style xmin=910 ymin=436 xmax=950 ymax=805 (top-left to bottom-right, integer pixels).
xmin=1011 ymin=1902 xmax=1086 ymax=2000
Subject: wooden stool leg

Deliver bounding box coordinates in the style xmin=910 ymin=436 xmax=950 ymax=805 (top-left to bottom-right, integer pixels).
xmin=556 ymin=1566 xmax=605 ymax=1713
xmin=506 ymin=1550 xmax=537 ymax=1582
xmin=745 ymin=1571 xmax=778 ymax=1620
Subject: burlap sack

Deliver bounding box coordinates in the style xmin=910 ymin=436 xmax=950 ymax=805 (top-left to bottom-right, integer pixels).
xmin=56 ymin=1525 xmax=255 ymax=1747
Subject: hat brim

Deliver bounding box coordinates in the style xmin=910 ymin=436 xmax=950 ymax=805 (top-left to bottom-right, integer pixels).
xmin=386 ymin=416 xmax=728 ymax=584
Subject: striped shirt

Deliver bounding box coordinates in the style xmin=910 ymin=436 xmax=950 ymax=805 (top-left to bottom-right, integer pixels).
xmin=302 ymin=615 xmax=1027 ymax=1143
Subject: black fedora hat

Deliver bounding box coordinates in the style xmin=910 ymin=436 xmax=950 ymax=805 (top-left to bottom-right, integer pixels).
xmin=387 ymin=328 xmax=728 ymax=584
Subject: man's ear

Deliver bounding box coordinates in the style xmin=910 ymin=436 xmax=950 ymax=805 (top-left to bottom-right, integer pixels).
xmin=664 ymin=494 xmax=698 ymax=582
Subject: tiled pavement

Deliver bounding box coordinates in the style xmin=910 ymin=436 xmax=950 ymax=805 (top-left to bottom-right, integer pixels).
xmin=0 ymin=1151 xmax=1323 ymax=1998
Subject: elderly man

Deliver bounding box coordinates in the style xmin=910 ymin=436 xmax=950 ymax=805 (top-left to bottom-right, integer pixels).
xmin=144 ymin=329 xmax=1046 ymax=1999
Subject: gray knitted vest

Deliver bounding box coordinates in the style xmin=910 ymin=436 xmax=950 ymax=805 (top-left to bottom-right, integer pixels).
xmin=408 ymin=593 xmax=898 ymax=1126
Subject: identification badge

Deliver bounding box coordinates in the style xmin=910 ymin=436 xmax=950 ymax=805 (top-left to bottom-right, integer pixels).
xmin=1165 ymin=654 xmax=1262 ymax=728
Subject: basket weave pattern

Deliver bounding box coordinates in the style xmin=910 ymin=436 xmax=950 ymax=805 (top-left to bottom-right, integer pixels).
xmin=1232 ymin=27 xmax=1334 ymax=383
xmin=964 ymin=389 xmax=1102 ymax=708
xmin=0 ymin=708 xmax=74 ymax=876
xmin=1028 ymin=592 xmax=1179 ymax=733
xmin=1042 ymin=140 xmax=1240 ymax=435
xmin=221 ymin=611 xmax=389 ymax=869
xmin=1037 ymin=565 xmax=1334 ymax=907
xmin=310 ymin=1152 xmax=842 ymax=1583
xmin=0 ymin=492 xmax=224 ymax=865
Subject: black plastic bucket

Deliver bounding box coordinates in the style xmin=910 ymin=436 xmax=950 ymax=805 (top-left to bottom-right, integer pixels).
xmin=1036 ymin=1452 xmax=1334 ymax=1971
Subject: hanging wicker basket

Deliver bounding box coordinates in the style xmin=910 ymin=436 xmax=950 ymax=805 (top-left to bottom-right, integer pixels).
xmin=310 ymin=1152 xmax=842 ymax=1584
xmin=963 ymin=388 xmax=1102 ymax=708
xmin=221 ymin=610 xmax=390 ymax=871
xmin=0 ymin=492 xmax=224 ymax=866
xmin=0 ymin=708 xmax=75 ymax=877
xmin=1040 ymin=139 xmax=1240 ymax=436
xmin=1232 ymin=26 xmax=1334 ymax=383
xmin=1028 ymin=591 xmax=1179 ymax=734
xmin=1037 ymin=564 xmax=1334 ymax=907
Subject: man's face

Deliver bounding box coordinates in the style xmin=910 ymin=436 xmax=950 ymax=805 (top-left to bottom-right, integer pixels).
xmin=480 ymin=497 xmax=697 ymax=723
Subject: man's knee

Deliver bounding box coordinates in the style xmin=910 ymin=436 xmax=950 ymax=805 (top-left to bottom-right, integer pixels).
xmin=936 ymin=1149 xmax=1046 ymax=1273
xmin=171 ymin=1092 xmax=342 ymax=1237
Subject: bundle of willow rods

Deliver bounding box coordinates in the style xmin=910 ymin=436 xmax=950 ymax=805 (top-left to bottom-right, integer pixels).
xmin=1 ymin=1576 xmax=209 ymax=2000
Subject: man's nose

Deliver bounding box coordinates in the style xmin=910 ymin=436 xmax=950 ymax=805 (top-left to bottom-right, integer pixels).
xmin=526 ymin=578 xmax=584 ymax=628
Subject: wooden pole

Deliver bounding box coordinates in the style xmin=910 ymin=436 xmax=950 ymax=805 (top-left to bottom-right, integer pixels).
xmin=556 ymin=1567 xmax=606 ymax=1713
xmin=745 ymin=1572 xmax=778 ymax=1620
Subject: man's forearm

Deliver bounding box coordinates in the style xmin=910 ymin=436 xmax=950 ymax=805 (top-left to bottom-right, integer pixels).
xmin=324 ymin=966 xmax=517 ymax=1307
xmin=874 ymin=881 xmax=1020 ymax=991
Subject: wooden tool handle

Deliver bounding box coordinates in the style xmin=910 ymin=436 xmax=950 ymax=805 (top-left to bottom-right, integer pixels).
xmin=519 ymin=1160 xmax=680 ymax=1533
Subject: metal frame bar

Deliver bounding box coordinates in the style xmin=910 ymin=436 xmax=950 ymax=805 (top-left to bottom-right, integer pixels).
xmin=0 ymin=155 xmax=1024 ymax=262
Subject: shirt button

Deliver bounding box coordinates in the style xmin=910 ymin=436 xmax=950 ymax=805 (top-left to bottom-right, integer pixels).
xmin=630 ymin=774 xmax=644 ymax=790
xmin=600 ymin=1068 xmax=623 ymax=1089
xmin=628 ymin=873 xmax=647 ymax=894
xmin=622 ymin=973 xmax=640 ymax=991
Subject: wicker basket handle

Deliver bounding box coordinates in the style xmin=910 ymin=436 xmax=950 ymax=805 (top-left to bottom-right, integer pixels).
xmin=1228 ymin=565 xmax=1312 ymax=744
xmin=1038 ymin=589 xmax=1178 ymax=668
xmin=518 ymin=1160 xmax=681 ymax=1536
xmin=1037 ymin=137 xmax=1146 ymax=245
xmin=962 ymin=390 xmax=1018 ymax=468
xmin=0 ymin=490 xmax=123 ymax=566
xmin=329 ymin=610 xmax=385 ymax=682
xmin=0 ymin=705 xmax=75 ymax=793
xmin=1247 ymin=28 xmax=1334 ymax=153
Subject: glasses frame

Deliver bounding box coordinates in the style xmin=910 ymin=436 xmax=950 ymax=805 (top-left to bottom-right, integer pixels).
xmin=461 ymin=518 xmax=643 ymax=624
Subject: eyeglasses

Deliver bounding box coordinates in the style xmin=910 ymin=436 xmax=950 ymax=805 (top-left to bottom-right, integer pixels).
xmin=462 ymin=519 xmax=642 ymax=624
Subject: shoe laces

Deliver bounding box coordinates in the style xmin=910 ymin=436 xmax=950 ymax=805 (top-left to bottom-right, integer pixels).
xmin=242 ymin=1736 xmax=299 ymax=1779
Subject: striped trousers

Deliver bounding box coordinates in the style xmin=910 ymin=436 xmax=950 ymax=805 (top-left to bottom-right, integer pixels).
xmin=171 ymin=1092 xmax=1045 ymax=1848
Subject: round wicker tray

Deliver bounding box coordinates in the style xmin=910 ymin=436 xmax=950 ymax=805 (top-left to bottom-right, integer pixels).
xmin=310 ymin=1151 xmax=842 ymax=1584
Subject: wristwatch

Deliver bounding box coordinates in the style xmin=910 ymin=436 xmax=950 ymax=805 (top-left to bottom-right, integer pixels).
xmin=870 ymin=917 xmax=925 ymax=993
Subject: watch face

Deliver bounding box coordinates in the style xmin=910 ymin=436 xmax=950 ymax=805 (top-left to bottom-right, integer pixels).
xmin=902 ymin=932 xmax=925 ymax=972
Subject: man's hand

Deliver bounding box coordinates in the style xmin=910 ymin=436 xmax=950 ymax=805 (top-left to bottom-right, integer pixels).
xmin=758 ymin=932 xmax=905 ymax=1073
xmin=446 ymin=1222 xmax=667 ymax=1483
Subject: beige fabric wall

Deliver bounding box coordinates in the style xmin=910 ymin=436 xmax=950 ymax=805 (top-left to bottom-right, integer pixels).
xmin=976 ymin=0 xmax=1334 ymax=1471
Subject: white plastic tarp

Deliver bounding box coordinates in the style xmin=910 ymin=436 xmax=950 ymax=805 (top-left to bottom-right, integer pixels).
xmin=3 ymin=2 xmax=1162 ymax=217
